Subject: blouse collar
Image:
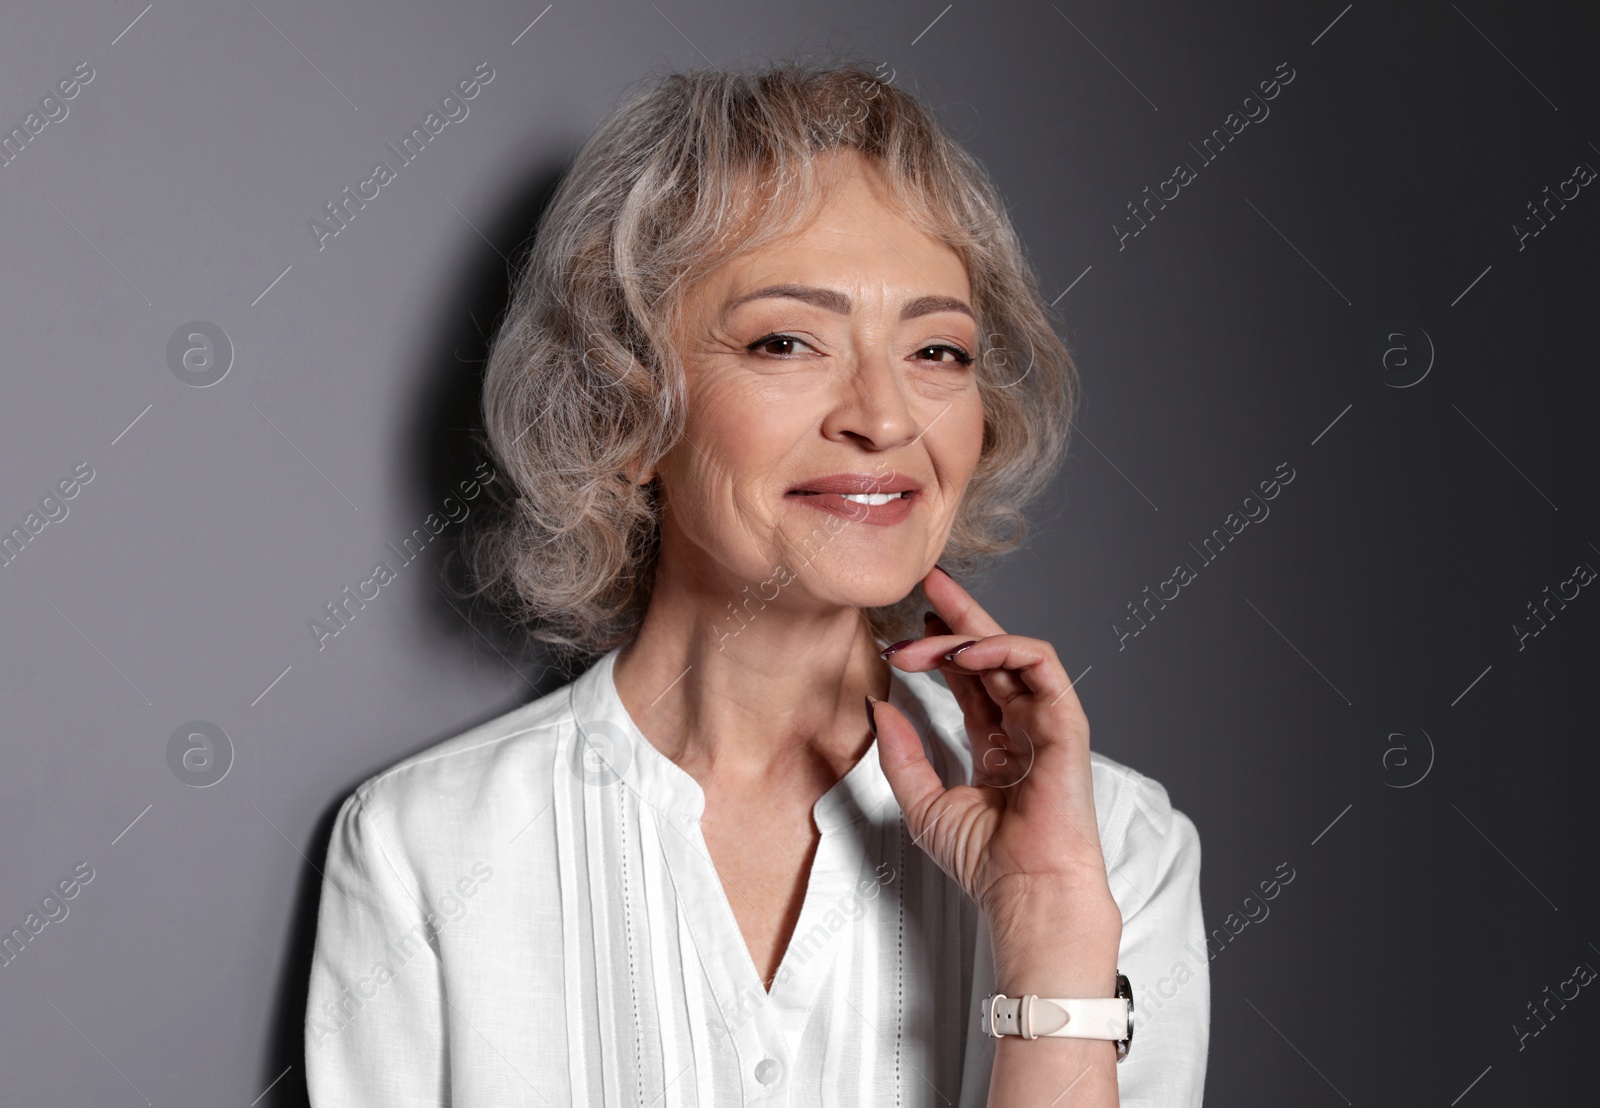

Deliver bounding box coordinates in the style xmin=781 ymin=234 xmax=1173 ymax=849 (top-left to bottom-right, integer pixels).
xmin=567 ymin=639 xmax=938 ymax=832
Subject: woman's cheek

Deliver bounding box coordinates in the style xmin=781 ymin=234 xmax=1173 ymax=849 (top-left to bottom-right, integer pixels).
xmin=694 ymin=381 xmax=812 ymax=471
xmin=930 ymin=396 xmax=985 ymax=479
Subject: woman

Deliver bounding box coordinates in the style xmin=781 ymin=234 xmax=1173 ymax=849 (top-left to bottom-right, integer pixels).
xmin=305 ymin=61 xmax=1207 ymax=1106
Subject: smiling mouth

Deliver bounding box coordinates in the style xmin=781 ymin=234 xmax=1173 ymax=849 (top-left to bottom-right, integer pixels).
xmin=784 ymin=486 xmax=918 ymax=526
xmin=789 ymin=491 xmax=912 ymax=505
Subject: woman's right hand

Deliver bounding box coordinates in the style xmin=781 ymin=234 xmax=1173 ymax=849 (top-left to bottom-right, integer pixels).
xmin=871 ymin=565 xmax=1121 ymax=991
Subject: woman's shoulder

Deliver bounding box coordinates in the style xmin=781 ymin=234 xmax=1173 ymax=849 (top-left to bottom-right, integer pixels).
xmin=339 ymin=667 xmax=587 ymax=855
xmin=1086 ymin=750 xmax=1199 ymax=864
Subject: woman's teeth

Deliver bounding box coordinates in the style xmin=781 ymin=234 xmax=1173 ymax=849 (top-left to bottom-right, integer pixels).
xmin=840 ymin=492 xmax=901 ymax=505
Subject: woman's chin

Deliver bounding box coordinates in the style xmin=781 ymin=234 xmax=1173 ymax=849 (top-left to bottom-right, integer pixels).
xmin=801 ymin=571 xmax=921 ymax=612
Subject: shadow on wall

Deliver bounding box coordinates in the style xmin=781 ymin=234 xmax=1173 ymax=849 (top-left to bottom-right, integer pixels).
xmin=261 ymin=158 xmax=576 ymax=1106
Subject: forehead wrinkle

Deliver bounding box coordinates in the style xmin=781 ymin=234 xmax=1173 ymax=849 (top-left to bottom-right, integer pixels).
xmin=837 ymin=194 xmax=946 ymax=298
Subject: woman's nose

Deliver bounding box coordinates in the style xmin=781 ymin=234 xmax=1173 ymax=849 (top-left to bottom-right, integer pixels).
xmin=820 ymin=344 xmax=919 ymax=450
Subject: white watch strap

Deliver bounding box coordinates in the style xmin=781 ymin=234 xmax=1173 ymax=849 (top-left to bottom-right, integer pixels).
xmin=980 ymin=993 xmax=1130 ymax=1041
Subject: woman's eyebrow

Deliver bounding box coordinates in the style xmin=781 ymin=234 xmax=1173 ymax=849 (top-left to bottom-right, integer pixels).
xmin=724 ymin=284 xmax=974 ymax=321
xmin=726 ymin=284 xmax=850 ymax=315
xmin=900 ymin=294 xmax=974 ymax=321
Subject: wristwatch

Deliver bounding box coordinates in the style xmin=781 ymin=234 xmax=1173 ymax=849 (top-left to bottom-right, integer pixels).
xmin=978 ymin=973 xmax=1134 ymax=1062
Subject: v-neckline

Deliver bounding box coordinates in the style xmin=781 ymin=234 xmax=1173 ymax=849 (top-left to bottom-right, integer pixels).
xmin=590 ymin=645 xmax=912 ymax=1006
xmin=595 ymin=644 xmax=906 ymax=830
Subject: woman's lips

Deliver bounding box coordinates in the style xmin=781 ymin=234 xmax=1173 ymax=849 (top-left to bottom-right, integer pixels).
xmin=784 ymin=489 xmax=916 ymax=525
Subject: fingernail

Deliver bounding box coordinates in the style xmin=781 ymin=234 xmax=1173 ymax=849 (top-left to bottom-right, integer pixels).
xmin=880 ymin=638 xmax=916 ymax=657
xmin=943 ymin=639 xmax=978 ymax=662
xmin=934 ymin=562 xmax=959 ymax=584
xmin=923 ymin=610 xmax=938 ymax=623
xmin=864 ymin=695 xmax=878 ymax=736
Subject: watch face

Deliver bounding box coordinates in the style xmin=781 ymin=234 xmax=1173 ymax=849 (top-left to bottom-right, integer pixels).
xmin=1117 ymin=973 xmax=1134 ymax=1047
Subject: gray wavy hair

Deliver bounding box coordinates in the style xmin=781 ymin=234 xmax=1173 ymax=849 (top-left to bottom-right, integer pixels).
xmin=463 ymin=59 xmax=1077 ymax=664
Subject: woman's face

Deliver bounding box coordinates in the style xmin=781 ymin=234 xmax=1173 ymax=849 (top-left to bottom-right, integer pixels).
xmin=652 ymin=149 xmax=985 ymax=615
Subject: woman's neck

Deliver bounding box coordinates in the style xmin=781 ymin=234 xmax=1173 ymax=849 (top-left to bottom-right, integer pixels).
xmin=611 ymin=565 xmax=892 ymax=787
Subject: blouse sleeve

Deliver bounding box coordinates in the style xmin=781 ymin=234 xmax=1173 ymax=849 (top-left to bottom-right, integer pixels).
xmin=305 ymin=790 xmax=448 ymax=1106
xmin=1103 ymin=770 xmax=1210 ymax=1107
xmin=955 ymin=765 xmax=1210 ymax=1108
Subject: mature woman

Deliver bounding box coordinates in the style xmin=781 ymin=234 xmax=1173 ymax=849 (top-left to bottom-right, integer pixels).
xmin=305 ymin=61 xmax=1207 ymax=1106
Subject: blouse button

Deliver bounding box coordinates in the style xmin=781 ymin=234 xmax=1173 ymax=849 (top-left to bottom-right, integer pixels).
xmin=754 ymin=1057 xmax=782 ymax=1085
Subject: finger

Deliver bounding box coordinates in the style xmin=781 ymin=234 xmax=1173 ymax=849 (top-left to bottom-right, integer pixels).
xmin=923 ymin=610 xmax=996 ymax=715
xmin=899 ymin=617 xmax=1024 ymax=787
xmin=970 ymin=723 xmax=1027 ymax=791
xmin=883 ymin=630 xmax=998 ymax=670
xmin=886 ymin=629 xmax=1029 ymax=704
xmin=941 ymin=634 xmax=1078 ymax=713
xmin=869 ymin=696 xmax=946 ymax=833
xmin=923 ymin=565 xmax=1006 ymax=640
xmin=921 ymin=609 xmax=1007 ymax=742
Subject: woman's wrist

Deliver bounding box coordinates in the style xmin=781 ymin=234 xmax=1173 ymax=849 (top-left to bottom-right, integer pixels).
xmin=986 ymin=880 xmax=1123 ymax=997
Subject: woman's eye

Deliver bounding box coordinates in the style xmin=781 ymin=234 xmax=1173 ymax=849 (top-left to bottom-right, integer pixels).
xmin=916 ymin=344 xmax=974 ymax=367
xmin=747 ymin=334 xmax=812 ymax=357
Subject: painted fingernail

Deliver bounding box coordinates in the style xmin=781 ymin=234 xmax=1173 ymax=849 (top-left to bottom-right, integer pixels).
xmin=880 ymin=638 xmax=916 ymax=657
xmin=864 ymin=695 xmax=878 ymax=736
xmin=923 ymin=610 xmax=938 ymax=623
xmin=934 ymin=562 xmax=959 ymax=584
xmin=943 ymin=639 xmax=979 ymax=662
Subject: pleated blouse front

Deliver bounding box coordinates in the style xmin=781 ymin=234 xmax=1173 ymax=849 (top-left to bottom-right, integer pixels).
xmin=303 ymin=645 xmax=1208 ymax=1107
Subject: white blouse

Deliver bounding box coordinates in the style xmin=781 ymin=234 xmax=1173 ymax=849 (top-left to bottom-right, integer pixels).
xmin=305 ymin=644 xmax=1209 ymax=1106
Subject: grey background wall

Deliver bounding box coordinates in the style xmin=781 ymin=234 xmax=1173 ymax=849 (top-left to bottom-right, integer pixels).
xmin=2 ymin=0 xmax=1596 ymax=1103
